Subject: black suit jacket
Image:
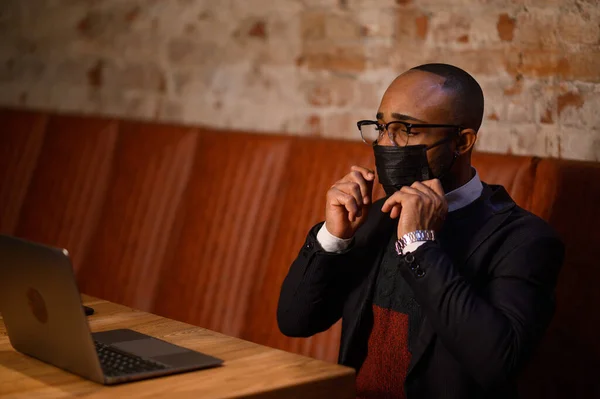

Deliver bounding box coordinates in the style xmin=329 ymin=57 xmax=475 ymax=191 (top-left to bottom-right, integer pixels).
xmin=277 ymin=184 xmax=564 ymax=399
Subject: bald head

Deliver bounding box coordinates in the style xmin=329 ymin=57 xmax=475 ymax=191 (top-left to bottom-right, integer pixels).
xmin=378 ymin=64 xmax=484 ymax=133
xmin=410 ymin=63 xmax=484 ymax=132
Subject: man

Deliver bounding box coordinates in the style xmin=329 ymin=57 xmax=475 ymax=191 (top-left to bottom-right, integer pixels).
xmin=277 ymin=63 xmax=564 ymax=399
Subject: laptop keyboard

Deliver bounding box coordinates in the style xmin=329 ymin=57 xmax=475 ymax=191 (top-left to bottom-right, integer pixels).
xmin=94 ymin=340 xmax=168 ymax=377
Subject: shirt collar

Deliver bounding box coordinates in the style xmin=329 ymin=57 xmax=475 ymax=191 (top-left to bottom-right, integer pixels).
xmin=445 ymin=168 xmax=483 ymax=213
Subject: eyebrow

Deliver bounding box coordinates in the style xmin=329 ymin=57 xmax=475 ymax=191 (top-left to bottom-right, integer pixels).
xmin=375 ymin=112 xmax=427 ymax=123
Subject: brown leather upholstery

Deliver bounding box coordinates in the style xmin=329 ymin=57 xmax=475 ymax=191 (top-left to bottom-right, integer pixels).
xmin=153 ymin=131 xmax=292 ymax=337
xmin=519 ymin=159 xmax=600 ymax=399
xmin=0 ymin=109 xmax=48 ymax=235
xmin=0 ymin=107 xmax=598 ymax=397
xmin=77 ymin=121 xmax=200 ymax=310
xmin=13 ymin=114 xmax=118 ymax=269
xmin=472 ymin=152 xmax=540 ymax=210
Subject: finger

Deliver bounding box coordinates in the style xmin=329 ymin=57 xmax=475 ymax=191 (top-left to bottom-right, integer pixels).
xmin=409 ymin=182 xmax=439 ymax=202
xmin=350 ymin=165 xmax=375 ymax=182
xmin=421 ymin=179 xmax=445 ymax=197
xmin=390 ymin=204 xmax=402 ymax=219
xmin=344 ymin=171 xmax=373 ymax=205
xmin=334 ymin=182 xmax=363 ymax=212
xmin=400 ymin=185 xmax=428 ymax=198
xmin=413 ymin=181 xmax=448 ymax=214
xmin=400 ymin=186 xmax=432 ymax=208
xmin=331 ymin=189 xmax=360 ymax=221
xmin=381 ymin=191 xmax=411 ymax=213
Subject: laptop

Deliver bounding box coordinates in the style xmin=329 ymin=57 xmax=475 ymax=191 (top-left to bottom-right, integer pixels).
xmin=0 ymin=234 xmax=223 ymax=385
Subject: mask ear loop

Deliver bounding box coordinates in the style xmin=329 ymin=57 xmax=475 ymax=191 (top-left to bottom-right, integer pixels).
xmin=430 ymin=132 xmax=462 ymax=181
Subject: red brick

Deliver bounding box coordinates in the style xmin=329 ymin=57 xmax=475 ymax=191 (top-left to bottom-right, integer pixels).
xmin=497 ymin=13 xmax=515 ymax=42
xmin=557 ymin=127 xmax=600 ymax=161
xmin=508 ymin=124 xmax=558 ymax=157
xmin=415 ymin=15 xmax=428 ymax=39
xmin=558 ymin=11 xmax=600 ymax=45
xmin=513 ymin=9 xmax=559 ymax=49
xmin=540 ymin=107 xmax=553 ymax=124
xmin=125 ymin=7 xmax=140 ymax=23
xmin=103 ymin=61 xmax=166 ymax=93
xmin=303 ymin=75 xmax=355 ymax=107
xmin=430 ymin=12 xmax=470 ymax=44
xmin=248 ymin=21 xmax=267 ymax=39
xmin=426 ymin=49 xmax=509 ymax=76
xmin=301 ymin=12 xmax=326 ymax=41
xmin=503 ymin=77 xmax=524 ymax=96
xmin=306 ymin=86 xmax=332 ymax=106
xmin=357 ymin=8 xmax=396 ymax=39
xmin=557 ymin=92 xmax=584 ymax=116
xmin=77 ymin=14 xmax=92 ymax=35
xmin=167 ymin=38 xmax=219 ymax=66
xmin=323 ymin=112 xmax=360 ymax=140
xmin=356 ymin=81 xmax=384 ymax=110
xmin=568 ymin=51 xmax=600 ymax=82
xmin=184 ymin=24 xmax=196 ymax=34
xmin=306 ymin=115 xmax=322 ymax=136
xmin=282 ymin=114 xmax=324 ymax=136
xmin=395 ymin=8 xmax=430 ymax=43
xmin=556 ymin=88 xmax=600 ymax=131
xmin=155 ymin=99 xmax=183 ymax=121
xmin=326 ymin=14 xmax=361 ymax=40
xmin=87 ymin=60 xmax=104 ymax=88
xmin=506 ymin=51 xmax=567 ymax=78
xmin=365 ymin=44 xmax=422 ymax=70
xmin=300 ymin=43 xmax=366 ymax=73
xmin=507 ymin=50 xmax=600 ymax=82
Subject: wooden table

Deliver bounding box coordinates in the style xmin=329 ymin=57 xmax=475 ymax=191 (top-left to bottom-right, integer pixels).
xmin=0 ymin=296 xmax=355 ymax=398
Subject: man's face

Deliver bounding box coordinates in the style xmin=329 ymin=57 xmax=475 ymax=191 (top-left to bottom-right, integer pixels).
xmin=376 ymin=70 xmax=459 ymax=177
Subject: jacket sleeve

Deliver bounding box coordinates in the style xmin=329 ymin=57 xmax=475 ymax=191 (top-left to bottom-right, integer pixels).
xmin=398 ymin=232 xmax=564 ymax=390
xmin=277 ymin=222 xmax=358 ymax=337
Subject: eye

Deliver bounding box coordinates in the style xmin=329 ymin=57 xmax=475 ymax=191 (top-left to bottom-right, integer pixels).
xmin=408 ymin=130 xmax=422 ymax=136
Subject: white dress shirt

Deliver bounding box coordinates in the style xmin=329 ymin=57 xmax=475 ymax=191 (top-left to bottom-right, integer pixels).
xmin=316 ymin=170 xmax=484 ymax=253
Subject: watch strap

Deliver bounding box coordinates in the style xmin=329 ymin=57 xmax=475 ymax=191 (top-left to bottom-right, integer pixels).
xmin=395 ymin=230 xmax=435 ymax=255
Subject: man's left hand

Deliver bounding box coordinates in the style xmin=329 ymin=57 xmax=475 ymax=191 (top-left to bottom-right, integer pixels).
xmin=381 ymin=179 xmax=448 ymax=238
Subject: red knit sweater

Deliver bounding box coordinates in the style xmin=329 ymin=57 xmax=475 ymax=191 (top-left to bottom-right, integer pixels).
xmin=355 ymin=305 xmax=412 ymax=399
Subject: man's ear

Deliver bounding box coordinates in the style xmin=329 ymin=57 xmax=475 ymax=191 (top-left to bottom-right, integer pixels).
xmin=457 ymin=128 xmax=477 ymax=155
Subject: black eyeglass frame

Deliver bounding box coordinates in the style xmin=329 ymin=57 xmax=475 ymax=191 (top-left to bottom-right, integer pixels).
xmin=356 ymin=120 xmax=463 ymax=147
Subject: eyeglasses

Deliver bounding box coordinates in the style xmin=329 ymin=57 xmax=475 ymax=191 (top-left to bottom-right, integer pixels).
xmin=357 ymin=120 xmax=462 ymax=147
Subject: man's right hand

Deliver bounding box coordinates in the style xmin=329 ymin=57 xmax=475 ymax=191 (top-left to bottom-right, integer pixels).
xmin=325 ymin=166 xmax=375 ymax=239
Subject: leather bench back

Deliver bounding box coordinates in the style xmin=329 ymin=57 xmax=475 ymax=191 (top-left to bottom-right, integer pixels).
xmin=1 ymin=107 xmax=598 ymax=398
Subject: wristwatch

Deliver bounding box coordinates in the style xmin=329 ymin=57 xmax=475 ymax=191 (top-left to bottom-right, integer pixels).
xmin=395 ymin=230 xmax=436 ymax=255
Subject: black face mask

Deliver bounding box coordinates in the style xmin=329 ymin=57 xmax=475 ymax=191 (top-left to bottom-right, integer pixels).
xmin=373 ymin=137 xmax=458 ymax=196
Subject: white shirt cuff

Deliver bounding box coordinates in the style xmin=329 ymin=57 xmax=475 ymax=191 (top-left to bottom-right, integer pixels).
xmin=316 ymin=223 xmax=353 ymax=253
xmin=403 ymin=241 xmax=426 ymax=254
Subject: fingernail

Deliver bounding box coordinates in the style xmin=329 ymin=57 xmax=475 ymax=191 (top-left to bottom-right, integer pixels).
xmin=363 ymin=196 xmax=370 ymax=204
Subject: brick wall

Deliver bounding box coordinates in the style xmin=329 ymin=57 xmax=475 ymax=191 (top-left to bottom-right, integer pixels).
xmin=1 ymin=0 xmax=598 ymax=160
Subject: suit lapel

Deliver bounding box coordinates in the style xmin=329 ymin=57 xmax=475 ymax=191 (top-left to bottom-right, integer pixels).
xmin=462 ymin=185 xmax=515 ymax=265
xmin=407 ymin=184 xmax=516 ymax=376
